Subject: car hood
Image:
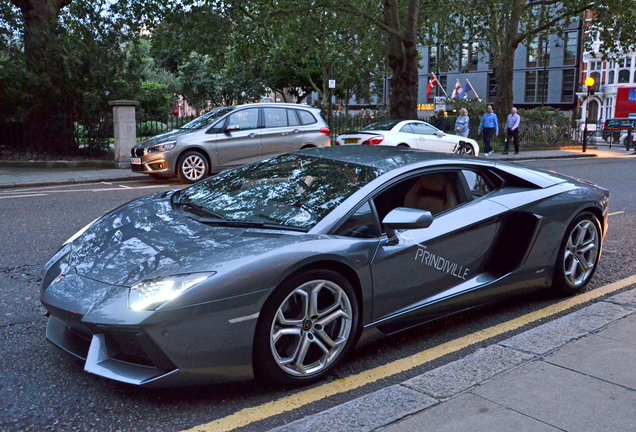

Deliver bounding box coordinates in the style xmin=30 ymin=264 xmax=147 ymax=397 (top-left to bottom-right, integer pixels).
xmin=65 ymin=194 xmax=309 ymax=287
xmin=134 ymin=128 xmax=195 ymax=149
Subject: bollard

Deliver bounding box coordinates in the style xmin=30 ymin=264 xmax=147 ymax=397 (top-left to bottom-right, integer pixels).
xmin=627 ymin=125 xmax=632 ymax=152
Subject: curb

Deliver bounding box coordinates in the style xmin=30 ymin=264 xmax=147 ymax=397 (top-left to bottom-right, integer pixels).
xmin=0 ymin=160 xmax=118 ymax=169
xmin=0 ymin=175 xmax=149 ymax=190
xmin=494 ymin=153 xmax=597 ymax=162
xmin=268 ymin=287 xmax=636 ymax=432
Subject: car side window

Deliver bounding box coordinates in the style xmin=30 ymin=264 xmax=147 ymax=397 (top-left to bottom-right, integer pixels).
xmin=461 ymin=170 xmax=495 ymax=199
xmin=298 ymin=110 xmax=317 ymax=125
xmin=287 ymin=109 xmax=300 ymax=126
xmin=264 ymin=108 xmax=288 ymax=128
xmin=227 ymin=108 xmax=259 ymax=131
xmin=410 ymin=123 xmax=438 ymax=135
xmin=374 ymin=171 xmax=464 ymax=230
xmin=334 ymin=201 xmax=381 ymax=238
xmin=400 ymin=124 xmax=415 ymax=134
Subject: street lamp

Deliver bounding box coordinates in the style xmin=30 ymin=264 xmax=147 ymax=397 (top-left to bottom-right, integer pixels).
xmin=583 ymin=77 xmax=595 ymax=153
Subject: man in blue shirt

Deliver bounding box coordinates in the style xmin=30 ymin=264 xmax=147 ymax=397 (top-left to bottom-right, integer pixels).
xmin=503 ymin=107 xmax=520 ymax=154
xmin=478 ymin=105 xmax=499 ymax=156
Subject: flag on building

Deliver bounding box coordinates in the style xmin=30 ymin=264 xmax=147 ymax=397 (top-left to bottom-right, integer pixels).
xmin=461 ymin=82 xmax=471 ymax=99
xmin=451 ymin=80 xmax=463 ymax=98
xmin=426 ymin=73 xmax=439 ymax=98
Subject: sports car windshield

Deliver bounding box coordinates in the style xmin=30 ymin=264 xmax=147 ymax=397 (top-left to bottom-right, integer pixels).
xmin=174 ymin=154 xmax=385 ymax=229
xmin=361 ymin=120 xmax=401 ymax=131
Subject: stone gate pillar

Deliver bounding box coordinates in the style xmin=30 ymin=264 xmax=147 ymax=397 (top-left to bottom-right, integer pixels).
xmin=109 ymin=100 xmax=139 ymax=168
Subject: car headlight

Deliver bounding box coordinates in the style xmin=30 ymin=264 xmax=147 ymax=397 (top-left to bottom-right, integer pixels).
xmin=128 ymin=272 xmax=215 ymax=311
xmin=148 ymin=141 xmax=176 ymax=153
xmin=63 ymin=217 xmax=100 ymax=245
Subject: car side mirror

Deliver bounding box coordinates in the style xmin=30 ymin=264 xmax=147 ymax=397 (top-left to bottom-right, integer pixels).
xmin=383 ymin=207 xmax=433 ymax=245
xmin=437 ymin=131 xmax=445 ymax=138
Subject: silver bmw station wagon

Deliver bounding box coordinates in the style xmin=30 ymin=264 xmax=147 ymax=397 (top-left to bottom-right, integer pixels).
xmin=130 ymin=103 xmax=331 ymax=183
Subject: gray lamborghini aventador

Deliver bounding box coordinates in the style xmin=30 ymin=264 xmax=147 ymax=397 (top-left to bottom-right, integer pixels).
xmin=40 ymin=146 xmax=609 ymax=387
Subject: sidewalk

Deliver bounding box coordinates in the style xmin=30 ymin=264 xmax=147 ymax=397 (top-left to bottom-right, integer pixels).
xmin=269 ymin=286 xmax=636 ymax=432
xmin=1 ymin=145 xmax=634 ymax=190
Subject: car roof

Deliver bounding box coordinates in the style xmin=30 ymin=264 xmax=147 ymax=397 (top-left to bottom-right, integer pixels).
xmin=235 ymin=102 xmax=319 ymax=112
xmin=296 ymin=145 xmax=471 ymax=172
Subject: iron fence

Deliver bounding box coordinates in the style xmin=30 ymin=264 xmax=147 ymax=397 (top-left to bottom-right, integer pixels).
xmin=136 ymin=113 xmax=197 ymax=141
xmin=0 ymin=112 xmax=114 ymax=160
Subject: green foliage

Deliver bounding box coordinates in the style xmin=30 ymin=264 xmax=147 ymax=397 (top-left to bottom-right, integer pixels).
xmin=139 ymin=81 xmax=171 ymax=119
xmin=139 ymin=120 xmax=168 ymax=136
xmin=517 ymin=107 xmax=573 ymax=148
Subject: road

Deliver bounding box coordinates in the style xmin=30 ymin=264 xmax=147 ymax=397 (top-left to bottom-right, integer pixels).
xmin=1 ymin=156 xmax=635 ymax=432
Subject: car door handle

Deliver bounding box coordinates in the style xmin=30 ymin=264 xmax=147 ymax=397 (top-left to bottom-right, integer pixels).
xmin=249 ymin=133 xmax=257 ymax=138
xmin=294 ymin=129 xmax=300 ymax=134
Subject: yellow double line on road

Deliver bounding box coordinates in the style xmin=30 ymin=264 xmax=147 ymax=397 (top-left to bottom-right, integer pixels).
xmin=184 ymin=273 xmax=636 ymax=432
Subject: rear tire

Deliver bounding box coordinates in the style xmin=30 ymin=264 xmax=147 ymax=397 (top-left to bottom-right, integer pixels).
xmin=456 ymin=142 xmax=476 ymax=156
xmin=177 ymin=151 xmax=208 ymax=183
xmin=397 ymin=143 xmax=410 ymax=147
xmin=552 ymin=212 xmax=602 ymax=295
xmin=253 ymin=269 xmax=360 ymax=386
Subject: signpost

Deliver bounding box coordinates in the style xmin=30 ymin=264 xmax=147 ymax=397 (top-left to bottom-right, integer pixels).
xmin=583 ymin=77 xmax=595 ymax=153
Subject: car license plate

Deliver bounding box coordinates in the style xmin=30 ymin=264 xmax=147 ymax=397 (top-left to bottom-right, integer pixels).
xmin=130 ymin=157 xmax=142 ymax=165
xmin=344 ymin=138 xmax=358 ymax=144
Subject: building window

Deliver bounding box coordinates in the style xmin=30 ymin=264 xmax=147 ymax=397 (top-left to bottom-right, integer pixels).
xmin=428 ymin=47 xmax=437 ymax=73
xmin=460 ymin=42 xmax=479 ymax=71
xmin=439 ymin=45 xmax=455 ymax=73
xmin=563 ymin=31 xmax=577 ymax=66
xmin=591 ymin=72 xmax=601 ymax=91
xmin=618 ymin=57 xmax=632 ymax=68
xmin=525 ymin=71 xmax=549 ymax=103
xmin=488 ymin=73 xmax=497 ymax=100
xmin=608 ymin=70 xmax=615 ymax=84
xmin=618 ymin=69 xmax=630 ymax=83
xmin=526 ymin=36 xmax=550 ymax=68
xmin=561 ymin=70 xmax=575 ymax=103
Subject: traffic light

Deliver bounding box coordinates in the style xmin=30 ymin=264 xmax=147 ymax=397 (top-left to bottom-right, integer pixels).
xmin=585 ymin=77 xmax=595 ymax=96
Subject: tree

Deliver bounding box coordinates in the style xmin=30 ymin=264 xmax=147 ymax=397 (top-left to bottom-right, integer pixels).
xmin=457 ymin=0 xmax=636 ymax=119
xmin=226 ymin=0 xmax=435 ymax=120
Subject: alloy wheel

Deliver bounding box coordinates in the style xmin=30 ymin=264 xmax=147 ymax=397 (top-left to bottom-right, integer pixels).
xmin=563 ymin=219 xmax=599 ymax=287
xmin=269 ymin=279 xmax=353 ymax=377
xmin=182 ymin=154 xmax=206 ymax=181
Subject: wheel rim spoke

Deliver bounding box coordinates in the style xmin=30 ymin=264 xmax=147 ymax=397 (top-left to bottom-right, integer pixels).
xmin=563 ymin=219 xmax=599 ymax=287
xmin=270 ymin=279 xmax=353 ymax=378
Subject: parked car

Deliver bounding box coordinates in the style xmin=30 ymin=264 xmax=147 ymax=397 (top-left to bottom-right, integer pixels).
xmin=42 ymin=146 xmax=608 ymax=387
xmin=130 ymin=103 xmax=331 ymax=183
xmin=335 ymin=120 xmax=479 ymax=155
xmin=601 ymin=118 xmax=636 ymax=143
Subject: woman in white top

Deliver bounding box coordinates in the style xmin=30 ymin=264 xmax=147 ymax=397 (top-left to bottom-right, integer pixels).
xmin=455 ymin=108 xmax=470 ymax=138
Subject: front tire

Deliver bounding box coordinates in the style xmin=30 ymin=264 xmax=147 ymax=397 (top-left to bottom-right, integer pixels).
xmin=552 ymin=212 xmax=602 ymax=295
xmin=253 ymin=270 xmax=360 ymax=386
xmin=177 ymin=151 xmax=208 ymax=183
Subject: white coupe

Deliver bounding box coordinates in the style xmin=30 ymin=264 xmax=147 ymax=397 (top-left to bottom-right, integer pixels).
xmin=336 ymin=120 xmax=479 ymax=156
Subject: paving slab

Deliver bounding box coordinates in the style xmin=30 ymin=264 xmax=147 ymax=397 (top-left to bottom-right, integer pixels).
xmin=592 ymin=313 xmax=636 ymax=346
xmin=269 ymin=385 xmax=437 ymax=432
xmin=403 ymin=345 xmax=534 ymax=399
xmin=606 ymin=289 xmax=636 ymax=308
xmin=499 ymin=302 xmax=634 ymax=355
xmin=472 ymin=361 xmax=636 ymax=432
xmin=379 ymin=393 xmax=560 ymax=432
xmin=545 ymin=333 xmax=636 ymax=390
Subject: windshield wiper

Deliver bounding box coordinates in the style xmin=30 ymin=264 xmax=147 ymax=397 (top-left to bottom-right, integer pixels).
xmin=172 ymin=200 xmax=226 ymax=220
xmin=195 ymin=218 xmax=307 ymax=232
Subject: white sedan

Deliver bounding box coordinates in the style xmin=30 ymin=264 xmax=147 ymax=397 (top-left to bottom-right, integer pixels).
xmin=336 ymin=120 xmax=479 ymax=156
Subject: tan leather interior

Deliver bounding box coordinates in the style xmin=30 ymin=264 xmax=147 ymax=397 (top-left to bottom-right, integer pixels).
xmin=404 ymin=173 xmax=458 ymax=215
